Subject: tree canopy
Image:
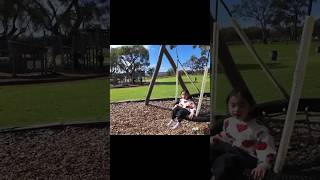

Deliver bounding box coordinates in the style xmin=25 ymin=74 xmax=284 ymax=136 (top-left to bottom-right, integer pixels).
xmin=110 ymin=45 xmax=149 ymax=83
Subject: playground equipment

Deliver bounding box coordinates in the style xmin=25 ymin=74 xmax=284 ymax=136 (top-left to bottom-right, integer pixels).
xmin=211 ymin=0 xmax=320 ymax=179
xmin=145 ymin=45 xmax=210 ymax=122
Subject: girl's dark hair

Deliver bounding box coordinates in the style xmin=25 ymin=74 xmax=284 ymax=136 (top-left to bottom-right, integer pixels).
xmin=226 ymin=89 xmax=256 ymax=118
xmin=181 ymin=90 xmax=191 ymax=99
xmin=226 ymin=89 xmax=255 ymax=107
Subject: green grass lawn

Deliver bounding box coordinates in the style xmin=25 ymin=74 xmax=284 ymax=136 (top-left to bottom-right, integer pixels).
xmin=110 ymin=74 xmax=210 ymax=102
xmin=215 ymin=41 xmax=320 ymax=113
xmin=0 ymin=78 xmax=108 ymax=129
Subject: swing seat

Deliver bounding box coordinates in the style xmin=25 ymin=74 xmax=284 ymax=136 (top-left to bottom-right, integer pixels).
xmin=185 ymin=114 xmax=210 ymax=122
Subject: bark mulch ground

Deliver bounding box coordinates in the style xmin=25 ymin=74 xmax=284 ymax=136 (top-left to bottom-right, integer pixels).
xmin=111 ymin=100 xmax=210 ymax=135
xmin=0 ymin=126 xmax=109 ymax=180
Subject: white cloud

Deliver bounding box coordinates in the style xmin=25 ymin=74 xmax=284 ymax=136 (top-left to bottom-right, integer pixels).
xmin=110 ymin=45 xmax=151 ymax=49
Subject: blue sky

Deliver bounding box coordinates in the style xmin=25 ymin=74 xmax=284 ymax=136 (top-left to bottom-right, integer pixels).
xmin=110 ymin=45 xmax=207 ymax=72
xmin=212 ymin=0 xmax=320 ymax=28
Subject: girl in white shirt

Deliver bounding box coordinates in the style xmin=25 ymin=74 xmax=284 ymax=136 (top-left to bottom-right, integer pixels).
xmin=167 ymin=90 xmax=196 ymax=129
xmin=210 ymin=89 xmax=276 ymax=180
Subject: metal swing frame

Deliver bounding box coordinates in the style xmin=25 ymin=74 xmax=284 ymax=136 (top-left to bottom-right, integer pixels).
xmin=145 ymin=45 xmax=210 ymax=122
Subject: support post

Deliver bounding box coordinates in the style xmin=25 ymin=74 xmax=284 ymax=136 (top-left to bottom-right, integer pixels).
xmin=218 ymin=36 xmax=255 ymax=105
xmin=274 ymin=16 xmax=315 ymax=173
xmin=211 ymin=14 xmax=219 ymax=129
xmin=196 ymin=66 xmax=208 ymax=116
xmin=175 ymin=70 xmax=179 ymax=102
xmin=145 ymin=45 xmax=165 ymax=105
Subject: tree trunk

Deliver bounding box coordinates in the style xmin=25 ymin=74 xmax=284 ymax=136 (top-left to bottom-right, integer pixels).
xmin=261 ymin=23 xmax=268 ymax=44
xmin=294 ymin=13 xmax=298 ymax=41
xmin=131 ymin=73 xmax=134 ymax=84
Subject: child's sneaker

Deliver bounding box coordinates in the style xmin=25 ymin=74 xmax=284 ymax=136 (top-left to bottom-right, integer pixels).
xmin=171 ymin=121 xmax=181 ymax=129
xmin=167 ymin=119 xmax=175 ymax=127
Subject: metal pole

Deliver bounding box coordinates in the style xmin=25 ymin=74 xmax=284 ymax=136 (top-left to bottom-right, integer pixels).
xmin=196 ymin=66 xmax=209 ymax=116
xmin=274 ymin=16 xmax=315 ymax=173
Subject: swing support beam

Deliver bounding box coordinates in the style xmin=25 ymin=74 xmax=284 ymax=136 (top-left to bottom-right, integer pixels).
xmin=211 ymin=0 xmax=220 ymax=127
xmin=145 ymin=45 xmax=189 ymax=105
xmin=196 ymin=66 xmax=208 ymax=116
xmin=274 ymin=16 xmax=315 ymax=173
xmin=145 ymin=45 xmax=209 ymax=119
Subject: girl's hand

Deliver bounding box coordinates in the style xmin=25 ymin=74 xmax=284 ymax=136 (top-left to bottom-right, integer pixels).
xmin=172 ymin=104 xmax=178 ymax=110
xmin=210 ymin=134 xmax=223 ymax=144
xmin=250 ymin=163 xmax=268 ymax=180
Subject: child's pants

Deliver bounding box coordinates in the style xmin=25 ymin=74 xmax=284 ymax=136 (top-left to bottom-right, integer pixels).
xmin=172 ymin=106 xmax=190 ymax=122
xmin=210 ymin=141 xmax=257 ymax=180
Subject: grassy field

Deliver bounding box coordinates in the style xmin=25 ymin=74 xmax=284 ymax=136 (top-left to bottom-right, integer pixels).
xmin=215 ymin=41 xmax=320 ymax=113
xmin=111 ymin=41 xmax=320 ymax=115
xmin=110 ymin=74 xmax=210 ymax=102
xmin=0 ymin=78 xmax=108 ymax=129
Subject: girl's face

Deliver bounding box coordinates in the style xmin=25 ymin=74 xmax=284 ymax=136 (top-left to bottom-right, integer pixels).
xmin=228 ymin=94 xmax=251 ymax=121
xmin=181 ymin=92 xmax=189 ymax=99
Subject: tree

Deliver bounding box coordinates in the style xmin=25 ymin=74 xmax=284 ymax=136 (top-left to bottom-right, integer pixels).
xmin=166 ymin=67 xmax=175 ymax=76
xmin=26 ymin=0 xmax=106 ymax=71
xmin=26 ymin=0 xmax=77 ymax=71
xmin=147 ymin=67 xmax=155 ymax=76
xmin=314 ymin=18 xmax=320 ymax=40
xmin=271 ymin=0 xmax=309 ymax=41
xmin=0 ymin=0 xmax=31 ymax=40
xmin=110 ymin=47 xmax=121 ymax=75
xmin=185 ymin=55 xmax=208 ymax=73
xmin=220 ymin=27 xmax=240 ymax=42
xmin=113 ymin=45 xmax=149 ymax=83
xmin=232 ymin=0 xmax=275 ymax=44
xmin=244 ymin=27 xmax=263 ymax=42
xmin=169 ymin=45 xmax=209 ymax=73
xmin=189 ymin=45 xmax=209 ymax=72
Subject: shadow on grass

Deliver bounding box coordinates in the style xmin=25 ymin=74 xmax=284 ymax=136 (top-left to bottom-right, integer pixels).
xmin=236 ymin=63 xmax=288 ymax=71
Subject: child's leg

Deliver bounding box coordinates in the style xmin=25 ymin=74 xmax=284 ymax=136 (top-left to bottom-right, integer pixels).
xmin=171 ymin=106 xmax=182 ymax=119
xmin=212 ymin=153 xmax=240 ymax=180
xmin=231 ymin=147 xmax=258 ymax=173
xmin=175 ymin=108 xmax=190 ymax=122
xmin=170 ymin=108 xmax=187 ymax=129
xmin=168 ymin=107 xmax=183 ymax=127
xmin=210 ymin=141 xmax=235 ymax=163
xmin=211 ymin=144 xmax=257 ymax=180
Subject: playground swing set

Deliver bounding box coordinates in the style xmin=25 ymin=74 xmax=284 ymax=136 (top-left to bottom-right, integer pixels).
xmin=145 ymin=45 xmax=210 ymax=122
xmin=211 ymin=0 xmax=320 ymax=179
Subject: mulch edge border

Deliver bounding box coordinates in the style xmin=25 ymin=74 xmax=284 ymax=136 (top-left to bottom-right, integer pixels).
xmin=111 ymin=93 xmax=211 ymax=104
xmin=0 ymin=121 xmax=109 ymax=134
xmin=0 ymin=74 xmax=107 ymax=86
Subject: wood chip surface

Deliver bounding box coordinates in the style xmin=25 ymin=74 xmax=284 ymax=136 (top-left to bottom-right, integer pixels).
xmin=0 ymin=126 xmax=109 ymax=180
xmin=111 ymin=100 xmax=210 ymax=135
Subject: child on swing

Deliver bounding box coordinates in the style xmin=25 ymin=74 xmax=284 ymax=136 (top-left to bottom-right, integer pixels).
xmin=167 ymin=90 xmax=196 ymax=129
xmin=210 ymin=89 xmax=276 ymax=180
